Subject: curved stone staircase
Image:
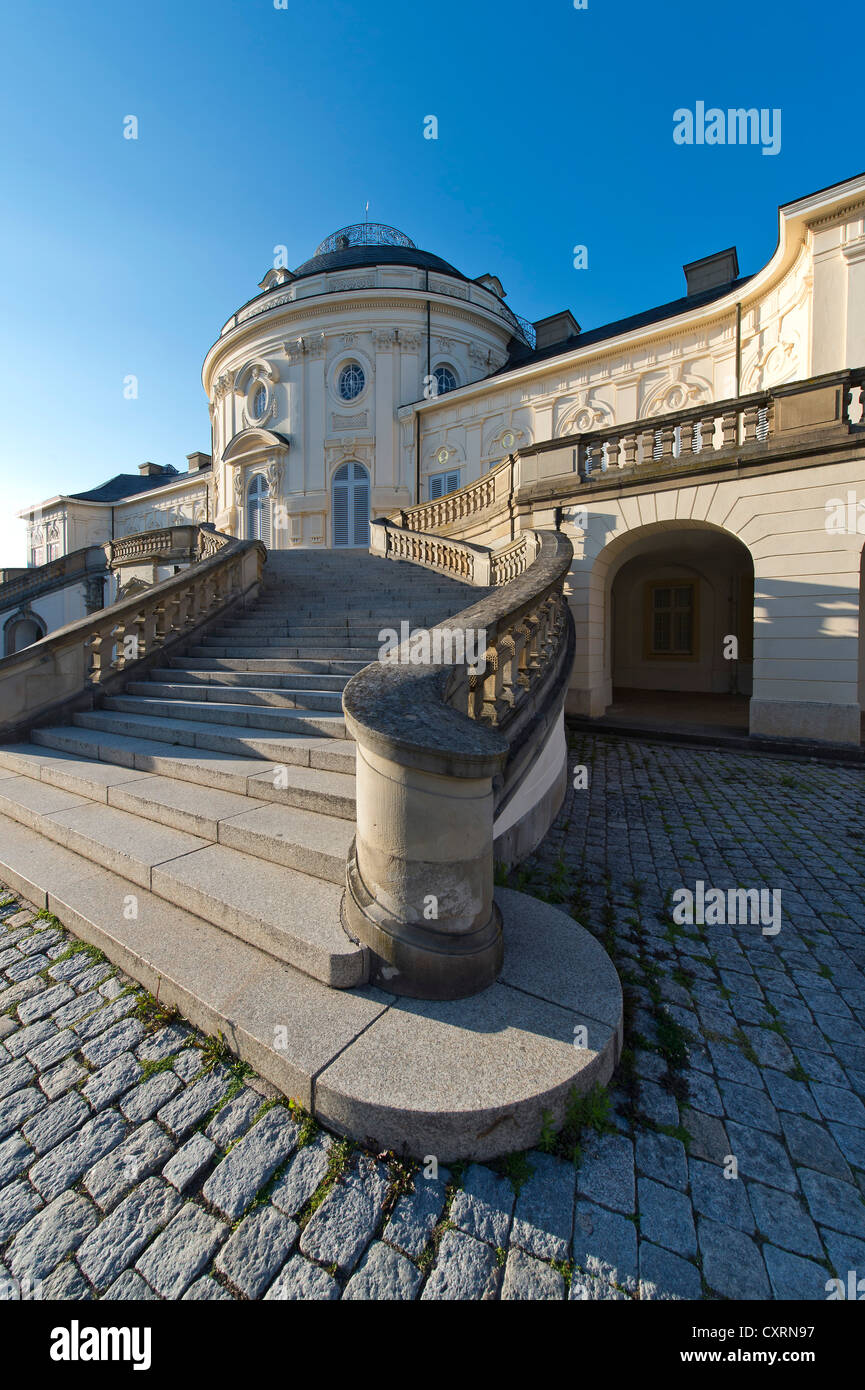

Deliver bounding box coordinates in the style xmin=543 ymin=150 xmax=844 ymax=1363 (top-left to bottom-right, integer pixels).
xmin=0 ymin=552 xmax=491 ymax=988
xmin=0 ymin=545 xmax=621 ymax=1160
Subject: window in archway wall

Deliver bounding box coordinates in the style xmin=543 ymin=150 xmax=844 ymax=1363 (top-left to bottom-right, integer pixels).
xmin=647 ymin=582 xmax=696 ymax=658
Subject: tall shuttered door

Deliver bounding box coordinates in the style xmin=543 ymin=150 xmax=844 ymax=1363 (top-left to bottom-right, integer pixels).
xmin=247 ymin=474 xmax=271 ymax=546
xmin=332 ymin=461 xmax=370 ymax=547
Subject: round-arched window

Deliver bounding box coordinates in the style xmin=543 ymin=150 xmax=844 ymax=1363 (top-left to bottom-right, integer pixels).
xmin=434 ymin=365 xmax=457 ymax=396
xmin=252 ymin=384 xmax=267 ymax=418
xmin=338 ymin=362 xmax=365 ymax=401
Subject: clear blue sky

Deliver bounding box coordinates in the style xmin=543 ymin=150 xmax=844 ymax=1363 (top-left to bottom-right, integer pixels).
xmin=0 ymin=0 xmax=860 ymax=564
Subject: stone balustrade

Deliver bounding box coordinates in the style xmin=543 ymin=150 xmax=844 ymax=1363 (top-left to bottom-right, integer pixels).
xmin=370 ymin=519 xmax=492 ymax=584
xmin=0 ymin=546 xmax=108 ymax=615
xmin=0 ymin=527 xmax=265 ymax=742
xmin=390 ymin=457 xmax=513 ymax=535
xmin=342 ymin=528 xmax=574 ymax=1000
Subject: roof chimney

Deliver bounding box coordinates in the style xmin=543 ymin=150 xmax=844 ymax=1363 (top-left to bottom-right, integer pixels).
xmin=533 ymin=310 xmax=581 ymax=351
xmin=186 ymin=451 xmax=212 ymax=473
xmin=137 ymin=462 xmax=178 ymax=478
xmin=683 ymin=247 xmax=739 ymax=297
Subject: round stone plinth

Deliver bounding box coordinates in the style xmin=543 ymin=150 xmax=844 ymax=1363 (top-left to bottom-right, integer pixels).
xmin=315 ymin=887 xmax=623 ymax=1162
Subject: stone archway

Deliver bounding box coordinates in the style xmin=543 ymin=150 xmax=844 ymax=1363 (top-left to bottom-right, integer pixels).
xmin=3 ymin=609 xmax=46 ymax=655
xmin=606 ymin=527 xmax=754 ymax=732
xmin=565 ymin=516 xmax=756 ymax=726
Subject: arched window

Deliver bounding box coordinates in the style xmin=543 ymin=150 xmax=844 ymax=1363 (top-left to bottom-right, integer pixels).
xmin=332 ymin=461 xmax=370 ymax=548
xmin=252 ymin=384 xmax=267 ymax=418
xmin=247 ymin=473 xmax=271 ymax=545
xmin=338 ymin=362 xmax=365 ymax=401
xmin=433 ymin=365 xmax=458 ymax=396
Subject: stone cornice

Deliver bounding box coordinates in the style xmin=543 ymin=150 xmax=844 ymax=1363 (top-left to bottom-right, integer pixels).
xmin=202 ymin=289 xmax=514 ymax=392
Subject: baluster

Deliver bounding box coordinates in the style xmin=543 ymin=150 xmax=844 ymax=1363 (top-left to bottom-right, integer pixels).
xmin=480 ymin=645 xmax=503 ymax=725
xmin=606 ymin=435 xmax=620 ymax=470
xmin=133 ymin=610 xmax=147 ymax=661
xmin=659 ymin=423 xmax=675 ymax=462
xmin=88 ymin=630 xmax=104 ymax=685
xmin=111 ymin=622 xmax=127 ymax=671
xmin=721 ymin=409 xmax=739 ymax=449
xmin=639 ymin=427 xmax=655 ymax=465
xmin=168 ymin=593 xmax=184 ymax=636
xmin=621 ymin=431 xmax=638 ymax=469
xmin=742 ymin=403 xmax=760 ymax=442
xmin=697 ymin=413 xmax=717 ymax=454
xmin=497 ymin=630 xmax=518 ymax=715
xmin=151 ymin=601 xmax=167 ymax=648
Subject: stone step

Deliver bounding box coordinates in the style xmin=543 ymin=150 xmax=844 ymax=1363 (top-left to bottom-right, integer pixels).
xmin=0 ymin=813 xmax=384 ymax=1112
xmin=102 ymin=695 xmax=347 ymax=739
xmin=171 ymin=657 xmax=365 ymax=675
xmin=0 ymin=812 xmax=622 ymax=1161
xmin=0 ymin=780 xmax=362 ymax=986
xmin=151 ymin=667 xmax=350 ymax=691
xmin=195 ymin=636 xmax=378 ymax=653
xmin=0 ymin=744 xmax=355 ymax=879
xmin=67 ymin=709 xmax=356 ymax=771
xmin=215 ymin=619 xmax=424 ymax=632
xmin=128 ymin=681 xmax=345 ymax=713
xmin=24 ymin=728 xmax=357 ymax=816
xmin=253 ymin=602 xmax=471 ymax=617
xmin=187 ymin=644 xmax=377 ymax=661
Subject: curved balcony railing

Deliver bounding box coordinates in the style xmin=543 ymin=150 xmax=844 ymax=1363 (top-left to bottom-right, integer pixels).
xmin=0 ymin=546 xmax=108 ymax=615
xmin=342 ymin=524 xmax=574 ymax=1000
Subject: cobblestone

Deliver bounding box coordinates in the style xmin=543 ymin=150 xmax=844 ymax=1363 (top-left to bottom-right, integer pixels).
xmin=0 ymin=734 xmax=863 ymax=1299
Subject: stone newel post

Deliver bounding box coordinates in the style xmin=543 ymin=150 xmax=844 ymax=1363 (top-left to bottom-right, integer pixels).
xmin=342 ymin=664 xmax=507 ymax=1000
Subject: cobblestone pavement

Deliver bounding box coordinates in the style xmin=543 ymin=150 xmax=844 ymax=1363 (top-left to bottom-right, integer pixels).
xmin=1 ymin=732 xmax=864 ymax=1301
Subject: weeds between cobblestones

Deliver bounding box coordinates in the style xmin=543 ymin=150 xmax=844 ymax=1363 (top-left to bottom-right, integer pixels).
xmin=1 ymin=733 xmax=864 ymax=1299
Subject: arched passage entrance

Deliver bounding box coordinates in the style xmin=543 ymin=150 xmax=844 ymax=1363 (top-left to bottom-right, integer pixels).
xmin=332 ymin=461 xmax=370 ymax=548
xmin=607 ymin=527 xmax=754 ymax=730
xmin=567 ymin=518 xmax=756 ymax=734
xmin=3 ymin=610 xmax=46 ymax=655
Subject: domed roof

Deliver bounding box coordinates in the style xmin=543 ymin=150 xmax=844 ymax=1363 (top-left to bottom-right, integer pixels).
xmin=292 ymin=222 xmax=465 ymax=282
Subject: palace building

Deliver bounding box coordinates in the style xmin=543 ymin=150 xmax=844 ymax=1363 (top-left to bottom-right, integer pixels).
xmin=10 ymin=172 xmax=865 ymax=746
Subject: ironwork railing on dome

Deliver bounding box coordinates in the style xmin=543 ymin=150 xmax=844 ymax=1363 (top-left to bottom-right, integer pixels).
xmin=314 ymin=223 xmax=417 ymax=256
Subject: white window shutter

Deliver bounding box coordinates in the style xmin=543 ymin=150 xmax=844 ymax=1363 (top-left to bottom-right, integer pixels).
xmin=333 ymin=483 xmax=349 ymax=547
